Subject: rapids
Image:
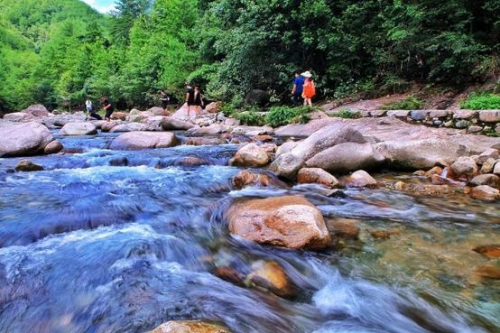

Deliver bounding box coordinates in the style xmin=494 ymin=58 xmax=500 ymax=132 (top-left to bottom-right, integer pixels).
xmin=0 ymin=131 xmax=498 ymax=333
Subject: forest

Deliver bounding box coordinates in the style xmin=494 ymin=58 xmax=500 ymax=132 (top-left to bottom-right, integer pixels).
xmin=0 ymin=0 xmax=499 ymax=112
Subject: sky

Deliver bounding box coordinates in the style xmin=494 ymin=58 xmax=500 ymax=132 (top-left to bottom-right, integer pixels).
xmin=80 ymin=0 xmax=116 ymax=13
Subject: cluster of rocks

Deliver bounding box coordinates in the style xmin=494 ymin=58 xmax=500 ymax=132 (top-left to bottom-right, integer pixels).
xmin=327 ymin=108 xmax=500 ymax=135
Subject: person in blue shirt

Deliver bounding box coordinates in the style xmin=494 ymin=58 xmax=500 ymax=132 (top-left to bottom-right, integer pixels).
xmin=291 ymin=72 xmax=305 ymax=106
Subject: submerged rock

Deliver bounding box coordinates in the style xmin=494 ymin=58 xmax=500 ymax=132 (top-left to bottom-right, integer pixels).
xmin=227 ymin=195 xmax=332 ymax=250
xmin=231 ymin=170 xmax=271 ymax=189
xmin=246 ymin=260 xmax=297 ymax=298
xmin=15 ymin=159 xmax=44 ymax=172
xmin=151 ymin=320 xmax=231 ymax=333
xmin=473 ymin=245 xmax=500 ymax=259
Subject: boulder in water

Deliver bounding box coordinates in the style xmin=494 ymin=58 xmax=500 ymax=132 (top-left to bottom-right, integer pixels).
xmin=344 ymin=170 xmax=378 ymax=188
xmin=3 ymin=112 xmax=34 ymax=122
xmin=375 ymin=139 xmax=470 ymax=170
xmin=232 ymin=170 xmax=272 ymax=189
xmin=229 ymin=143 xmax=269 ymax=167
xmin=151 ymin=320 xmax=232 ymax=333
xmin=59 ymin=122 xmax=97 ymax=136
xmin=246 ymin=260 xmax=297 ymax=298
xmin=297 ymin=168 xmax=339 ymax=188
xmin=305 ymin=142 xmax=385 ymax=174
xmin=44 ymin=140 xmax=63 ymax=154
xmin=469 ymin=174 xmax=500 ymax=188
xmin=15 ymin=159 xmax=44 ymax=172
xmin=0 ymin=122 xmax=53 ymax=157
xmin=227 ymin=195 xmax=332 ymax=250
xmin=470 ymin=185 xmax=500 ymax=202
xmin=450 ymin=156 xmax=479 ymax=181
xmin=110 ymin=131 xmax=178 ymax=150
xmin=110 ymin=122 xmax=147 ymax=132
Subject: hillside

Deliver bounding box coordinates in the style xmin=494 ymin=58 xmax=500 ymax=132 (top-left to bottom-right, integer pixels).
xmin=0 ymin=0 xmax=499 ymax=113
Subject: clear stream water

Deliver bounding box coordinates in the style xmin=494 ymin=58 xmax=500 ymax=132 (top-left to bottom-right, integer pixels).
xmin=0 ymin=131 xmax=498 ymax=333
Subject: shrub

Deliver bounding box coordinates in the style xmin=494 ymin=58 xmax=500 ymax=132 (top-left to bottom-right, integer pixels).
xmin=264 ymin=106 xmax=310 ymax=127
xmin=461 ymin=93 xmax=500 ymax=110
xmin=220 ymin=102 xmax=236 ymax=116
xmin=334 ymin=109 xmax=361 ymax=119
xmin=381 ymin=97 xmax=425 ymax=110
xmin=233 ymin=111 xmax=265 ymax=126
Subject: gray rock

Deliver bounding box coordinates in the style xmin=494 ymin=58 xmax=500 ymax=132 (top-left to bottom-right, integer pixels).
xmin=370 ymin=110 xmax=387 ymax=117
xmin=60 ymin=122 xmax=97 ymax=136
xmin=110 ymin=132 xmax=178 ymax=150
xmin=481 ymin=158 xmax=496 ymax=174
xmin=345 ymin=170 xmax=378 ymax=187
xmin=386 ymin=110 xmax=409 ymax=118
xmin=21 ymin=104 xmax=49 ymax=117
xmin=455 ymin=120 xmax=471 ymax=129
xmin=270 ymin=126 xmax=367 ymax=178
xmin=469 ymin=174 xmax=500 ymax=188
xmin=477 ymin=148 xmax=499 ymax=165
xmin=410 ymin=110 xmax=427 ymax=121
xmin=453 ymin=110 xmax=476 ymax=120
xmin=305 ymin=142 xmax=385 ymax=174
xmin=244 ymin=89 xmax=270 ymax=106
xmin=110 ymin=122 xmax=147 ymax=132
xmin=0 ymin=122 xmax=53 ymax=157
xmin=375 ymin=139 xmax=470 ymax=170
xmin=468 ymin=125 xmax=483 ymax=133
xmin=479 ymin=110 xmax=500 ymax=123
xmin=160 ymin=117 xmax=196 ymax=131
xmin=494 ymin=161 xmax=500 ymax=175
xmin=450 ymin=156 xmax=479 ymax=178
xmin=3 ymin=112 xmax=33 ymax=122
xmin=429 ymin=110 xmax=450 ymax=118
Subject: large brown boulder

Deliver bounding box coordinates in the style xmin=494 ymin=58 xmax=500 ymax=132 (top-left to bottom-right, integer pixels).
xmin=15 ymin=159 xmax=44 ymax=172
xmin=450 ymin=156 xmax=479 ymax=180
xmin=344 ymin=170 xmax=378 ymax=188
xmin=0 ymin=122 xmax=54 ymax=157
xmin=305 ymin=142 xmax=385 ymax=174
xmin=151 ymin=320 xmax=231 ymax=333
xmin=227 ymin=195 xmax=332 ymax=250
xmin=469 ymin=174 xmax=500 ymax=189
xmin=44 ymin=140 xmax=64 ymax=154
xmin=229 ymin=143 xmax=269 ymax=167
xmin=110 ymin=132 xmax=178 ymax=150
xmin=59 ymin=122 xmax=97 ymax=136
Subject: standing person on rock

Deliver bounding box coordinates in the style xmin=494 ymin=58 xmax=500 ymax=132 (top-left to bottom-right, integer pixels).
xmin=85 ymin=98 xmax=102 ymax=120
xmin=158 ymin=89 xmax=170 ymax=113
xmin=291 ymin=71 xmax=305 ymax=106
xmin=185 ymin=84 xmax=202 ymax=117
xmin=100 ymin=96 xmax=114 ymax=121
xmin=301 ymin=71 xmax=316 ymax=107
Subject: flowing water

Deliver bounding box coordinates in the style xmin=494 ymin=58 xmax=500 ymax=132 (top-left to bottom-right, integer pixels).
xmin=0 ymin=131 xmax=499 ymax=333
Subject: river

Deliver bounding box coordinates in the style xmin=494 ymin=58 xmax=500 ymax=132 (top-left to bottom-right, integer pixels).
xmin=0 ymin=131 xmax=498 ymax=333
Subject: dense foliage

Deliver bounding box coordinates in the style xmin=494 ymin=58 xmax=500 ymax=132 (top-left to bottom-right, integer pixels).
xmin=461 ymin=93 xmax=500 ymax=110
xmin=0 ymin=0 xmax=499 ymax=112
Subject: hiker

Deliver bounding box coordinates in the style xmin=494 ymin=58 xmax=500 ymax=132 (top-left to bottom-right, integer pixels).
xmin=301 ymin=71 xmax=316 ymax=107
xmin=100 ymin=96 xmax=114 ymax=121
xmin=185 ymin=84 xmax=202 ymax=117
xmin=158 ymin=89 xmax=170 ymax=112
xmin=291 ymin=71 xmax=305 ymax=106
xmin=85 ymin=98 xmax=102 ymax=120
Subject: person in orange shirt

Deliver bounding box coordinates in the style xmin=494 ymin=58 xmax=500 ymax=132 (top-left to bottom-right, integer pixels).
xmin=301 ymin=71 xmax=316 ymax=107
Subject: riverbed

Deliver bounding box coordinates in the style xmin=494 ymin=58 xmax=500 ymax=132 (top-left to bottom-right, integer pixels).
xmin=0 ymin=131 xmax=498 ymax=333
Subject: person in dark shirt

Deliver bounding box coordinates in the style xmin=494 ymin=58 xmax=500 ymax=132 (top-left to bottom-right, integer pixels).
xmin=185 ymin=84 xmax=202 ymax=117
xmin=100 ymin=96 xmax=114 ymax=121
xmin=291 ymin=72 xmax=305 ymax=106
xmin=158 ymin=89 xmax=170 ymax=112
